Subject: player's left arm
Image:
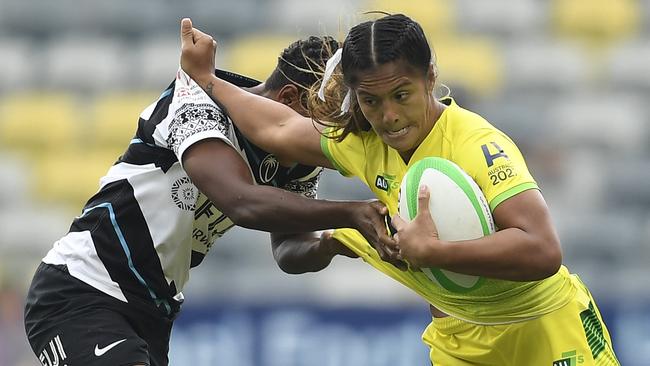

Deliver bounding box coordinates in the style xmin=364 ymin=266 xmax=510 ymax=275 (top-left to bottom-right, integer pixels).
xmin=392 ymin=131 xmax=562 ymax=281
xmin=270 ymin=169 xmax=358 ymax=274
xmin=271 ymin=231 xmax=358 ymax=274
xmin=445 ymin=188 xmax=561 ymax=281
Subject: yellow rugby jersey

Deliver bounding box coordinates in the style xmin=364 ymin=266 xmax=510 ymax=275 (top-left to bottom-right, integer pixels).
xmin=321 ymin=98 xmax=575 ymax=324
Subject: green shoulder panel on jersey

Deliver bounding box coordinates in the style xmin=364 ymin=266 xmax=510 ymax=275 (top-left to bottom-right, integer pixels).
xmin=489 ymin=182 xmax=538 ymax=211
xmin=319 ymin=128 xmax=352 ymax=177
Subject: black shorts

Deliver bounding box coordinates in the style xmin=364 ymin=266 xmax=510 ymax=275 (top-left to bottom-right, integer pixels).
xmin=24 ymin=263 xmax=173 ymax=366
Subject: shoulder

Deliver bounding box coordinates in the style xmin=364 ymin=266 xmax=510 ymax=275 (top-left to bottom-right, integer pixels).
xmin=445 ymin=99 xmax=496 ymax=138
xmin=441 ymin=99 xmax=517 ymax=153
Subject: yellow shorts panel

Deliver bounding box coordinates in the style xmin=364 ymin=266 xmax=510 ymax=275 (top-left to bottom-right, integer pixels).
xmin=422 ymin=275 xmax=620 ymax=366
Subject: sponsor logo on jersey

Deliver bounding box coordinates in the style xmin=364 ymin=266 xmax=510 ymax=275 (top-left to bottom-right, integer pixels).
xmin=38 ymin=335 xmax=67 ymax=366
xmin=94 ymin=339 xmax=127 ymax=357
xmin=259 ymin=154 xmax=280 ymax=183
xmin=552 ymin=350 xmax=583 ymax=366
xmin=375 ymin=174 xmax=399 ymax=194
xmin=171 ymin=177 xmax=197 ymax=210
xmin=481 ymin=142 xmax=509 ymax=168
xmin=487 ymin=163 xmax=518 ymax=186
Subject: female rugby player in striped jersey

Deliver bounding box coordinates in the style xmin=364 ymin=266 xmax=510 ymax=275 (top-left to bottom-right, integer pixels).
xmin=24 ymin=34 xmax=398 ymax=366
xmin=180 ymin=14 xmax=619 ymax=365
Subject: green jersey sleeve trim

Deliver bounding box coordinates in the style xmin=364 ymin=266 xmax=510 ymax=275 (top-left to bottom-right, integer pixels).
xmin=320 ymin=131 xmax=352 ymax=177
xmin=489 ymin=182 xmax=539 ymax=211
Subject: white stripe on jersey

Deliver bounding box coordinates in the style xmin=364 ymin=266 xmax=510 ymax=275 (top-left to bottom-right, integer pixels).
xmin=43 ymin=231 xmax=128 ymax=302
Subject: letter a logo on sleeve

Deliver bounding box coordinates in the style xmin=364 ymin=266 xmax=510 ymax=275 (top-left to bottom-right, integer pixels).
xmin=481 ymin=142 xmax=509 ymax=168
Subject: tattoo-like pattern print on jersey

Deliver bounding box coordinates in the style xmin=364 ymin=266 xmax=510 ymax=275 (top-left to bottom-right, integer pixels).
xmin=282 ymin=172 xmax=321 ymax=199
xmin=171 ymin=177 xmax=197 ymax=211
xmin=167 ymin=103 xmax=230 ymax=155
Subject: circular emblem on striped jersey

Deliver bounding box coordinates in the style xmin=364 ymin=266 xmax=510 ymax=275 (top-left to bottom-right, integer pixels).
xmin=259 ymin=154 xmax=279 ymax=184
xmin=171 ymin=177 xmax=197 ymax=211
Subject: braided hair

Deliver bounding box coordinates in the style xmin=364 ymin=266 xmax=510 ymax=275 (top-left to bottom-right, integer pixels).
xmin=264 ymin=36 xmax=340 ymax=109
xmin=308 ymin=14 xmax=435 ymax=141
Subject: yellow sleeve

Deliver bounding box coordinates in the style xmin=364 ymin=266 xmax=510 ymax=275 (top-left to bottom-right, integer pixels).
xmin=453 ymin=128 xmax=538 ymax=211
xmin=319 ymin=128 xmax=365 ymax=178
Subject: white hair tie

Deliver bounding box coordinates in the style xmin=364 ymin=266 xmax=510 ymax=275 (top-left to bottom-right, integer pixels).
xmin=339 ymin=90 xmax=351 ymax=116
xmin=318 ymin=48 xmax=342 ymax=101
xmin=317 ymin=48 xmax=352 ymax=116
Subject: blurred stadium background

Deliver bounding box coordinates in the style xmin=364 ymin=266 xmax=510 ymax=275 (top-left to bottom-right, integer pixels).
xmin=1 ymin=0 xmax=649 ymax=364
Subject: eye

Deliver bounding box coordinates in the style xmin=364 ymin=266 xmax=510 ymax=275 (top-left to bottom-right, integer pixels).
xmin=362 ymin=97 xmax=378 ymax=106
xmin=395 ymin=91 xmax=410 ymax=101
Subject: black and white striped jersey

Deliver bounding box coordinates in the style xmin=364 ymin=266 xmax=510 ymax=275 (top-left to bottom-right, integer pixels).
xmin=42 ymin=69 xmax=322 ymax=316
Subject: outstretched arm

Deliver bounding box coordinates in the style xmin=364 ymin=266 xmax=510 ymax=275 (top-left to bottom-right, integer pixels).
xmin=271 ymin=231 xmax=358 ymax=274
xmin=391 ymin=186 xmax=562 ymax=281
xmin=184 ymin=138 xmax=391 ymax=239
xmin=179 ymin=18 xmax=331 ymax=168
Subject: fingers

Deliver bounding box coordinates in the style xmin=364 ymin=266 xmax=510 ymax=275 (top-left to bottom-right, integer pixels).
xmin=375 ymin=231 xmax=407 ymax=270
xmin=390 ymin=214 xmax=406 ymax=231
xmin=180 ymin=18 xmax=216 ymax=49
xmin=180 ymin=18 xmax=194 ymax=45
xmin=417 ymin=184 xmax=430 ymax=216
xmin=192 ymin=27 xmax=214 ymax=47
xmin=320 ymin=230 xmax=333 ymax=241
xmin=369 ymin=200 xmax=389 ymax=216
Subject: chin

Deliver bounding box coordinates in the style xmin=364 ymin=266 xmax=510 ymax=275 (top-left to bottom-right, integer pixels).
xmin=388 ymin=141 xmax=416 ymax=156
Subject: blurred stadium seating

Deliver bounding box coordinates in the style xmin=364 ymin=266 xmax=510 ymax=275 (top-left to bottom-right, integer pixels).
xmin=1 ymin=0 xmax=649 ymax=365
xmin=225 ymin=34 xmax=297 ymax=81
xmin=551 ymin=0 xmax=641 ymax=46
xmin=0 ymin=93 xmax=81 ymax=154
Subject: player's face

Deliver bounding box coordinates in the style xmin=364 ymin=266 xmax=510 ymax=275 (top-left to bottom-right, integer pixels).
xmin=354 ymin=60 xmax=435 ymax=161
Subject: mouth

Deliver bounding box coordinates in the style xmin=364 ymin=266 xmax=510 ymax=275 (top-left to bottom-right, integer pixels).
xmin=385 ymin=126 xmax=410 ymax=138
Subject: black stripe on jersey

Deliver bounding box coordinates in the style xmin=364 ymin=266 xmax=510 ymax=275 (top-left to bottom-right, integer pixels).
xmin=71 ymin=180 xmax=181 ymax=316
xmin=138 ymin=81 xmax=176 ymax=146
xmin=194 ymin=200 xmax=214 ymax=219
xmin=190 ymin=250 xmax=204 ymax=268
xmin=118 ymin=141 xmax=178 ymax=173
xmin=284 ymin=163 xmax=321 ymax=182
xmin=207 ymin=213 xmax=228 ymax=232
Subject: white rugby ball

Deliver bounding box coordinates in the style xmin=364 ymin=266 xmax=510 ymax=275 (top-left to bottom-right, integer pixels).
xmin=398 ymin=157 xmax=495 ymax=293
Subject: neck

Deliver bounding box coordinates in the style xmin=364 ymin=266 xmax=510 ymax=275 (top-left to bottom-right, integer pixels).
xmin=245 ymin=83 xmax=272 ymax=97
xmin=429 ymin=98 xmax=446 ymax=125
xmin=398 ymin=98 xmax=447 ymax=163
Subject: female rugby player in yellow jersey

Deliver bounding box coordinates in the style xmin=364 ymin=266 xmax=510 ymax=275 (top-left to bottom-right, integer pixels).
xmin=179 ymin=14 xmax=619 ymax=366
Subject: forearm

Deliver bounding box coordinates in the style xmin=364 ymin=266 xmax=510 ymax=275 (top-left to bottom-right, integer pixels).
xmin=272 ymin=233 xmax=334 ymax=274
xmin=216 ymin=184 xmax=359 ymax=233
xmin=195 ymin=73 xmax=297 ymax=152
xmin=430 ymin=228 xmax=562 ymax=281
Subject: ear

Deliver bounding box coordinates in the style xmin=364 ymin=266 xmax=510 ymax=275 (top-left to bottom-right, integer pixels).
xmin=276 ymin=84 xmax=301 ymax=108
xmin=426 ymin=63 xmax=436 ymax=92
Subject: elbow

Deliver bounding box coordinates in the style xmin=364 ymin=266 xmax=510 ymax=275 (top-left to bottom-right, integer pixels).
xmin=277 ymin=261 xmax=306 ymax=275
xmin=222 ymin=200 xmax=264 ymax=229
xmin=530 ymin=239 xmax=563 ymax=281
xmin=227 ymin=207 xmax=255 ymax=228
xmin=273 ymin=251 xmax=308 ymax=275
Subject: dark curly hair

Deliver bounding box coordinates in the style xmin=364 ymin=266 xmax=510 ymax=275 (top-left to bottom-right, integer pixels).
xmin=264 ymin=36 xmax=340 ymax=93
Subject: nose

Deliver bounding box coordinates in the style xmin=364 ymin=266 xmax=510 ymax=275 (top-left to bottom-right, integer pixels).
xmin=382 ymin=102 xmax=400 ymax=124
